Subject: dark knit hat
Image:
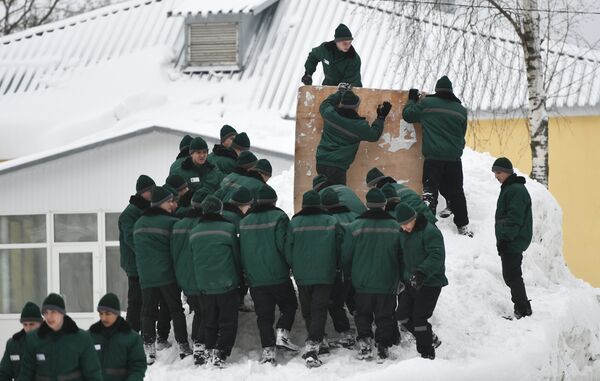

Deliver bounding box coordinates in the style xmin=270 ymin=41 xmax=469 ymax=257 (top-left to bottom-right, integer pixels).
xmin=179 ymin=134 xmax=193 ymax=152
xmin=366 ymin=188 xmax=387 ymax=209
xmin=163 ymin=184 xmax=179 ymax=199
xmin=201 ymin=195 xmax=223 ymax=215
xmin=20 ymin=302 xmax=43 ymax=323
xmin=395 ymin=204 xmax=417 ymax=225
xmin=191 ymin=187 xmax=211 ymax=208
xmin=302 ymin=190 xmax=321 ymax=208
xmin=231 ymin=132 xmax=250 ymax=151
xmin=492 ymin=157 xmax=514 ymax=174
xmin=381 ymin=183 xmax=400 ymax=202
xmin=251 ymin=159 xmax=272 ymax=176
xmin=189 ymin=137 xmax=208 ymax=153
xmin=97 ymin=293 xmax=121 ymax=315
xmin=237 ymin=151 xmax=258 ymax=169
xmin=220 ymin=125 xmax=237 ymax=142
xmin=334 ymin=23 xmax=353 ymax=41
xmin=42 ymin=293 xmax=66 ymax=315
xmin=312 ymin=175 xmax=329 ymax=191
xmin=257 ymin=185 xmax=278 ymax=205
xmin=366 ymin=167 xmax=387 ymax=188
xmin=231 ymin=186 xmax=253 ymax=206
xmin=321 ymin=188 xmax=340 ymax=207
xmin=165 ymin=174 xmax=188 ymax=192
xmin=150 ymin=186 xmax=174 ymax=208
xmin=435 ymin=75 xmax=453 ymax=93
xmin=136 ymin=174 xmax=155 ymax=194
xmin=339 ymin=91 xmax=360 ymax=109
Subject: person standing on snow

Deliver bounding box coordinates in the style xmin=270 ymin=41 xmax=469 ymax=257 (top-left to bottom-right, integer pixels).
xmin=402 ymin=76 xmax=473 ymax=237
xmin=170 ymin=137 xmax=224 ymax=193
xmin=302 ymin=24 xmax=362 ymax=87
xmin=492 ymin=157 xmax=533 ymax=319
xmin=207 ymin=125 xmax=238 ymax=174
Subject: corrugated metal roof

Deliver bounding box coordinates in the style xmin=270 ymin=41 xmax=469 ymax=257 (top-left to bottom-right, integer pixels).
xmin=0 ymin=0 xmax=598 ymax=116
xmin=168 ymin=0 xmax=279 ymax=16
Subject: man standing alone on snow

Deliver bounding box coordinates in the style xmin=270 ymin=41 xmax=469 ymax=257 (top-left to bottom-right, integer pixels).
xmin=492 ymin=157 xmax=533 ymax=319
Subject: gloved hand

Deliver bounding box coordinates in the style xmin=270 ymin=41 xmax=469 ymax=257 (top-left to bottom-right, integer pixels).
xmin=408 ymin=88 xmax=420 ymax=101
xmin=496 ymin=240 xmax=509 ymax=255
xmin=376 ymin=101 xmax=392 ymax=120
xmin=301 ymin=73 xmax=313 ymax=85
xmin=410 ymin=270 xmax=425 ymax=291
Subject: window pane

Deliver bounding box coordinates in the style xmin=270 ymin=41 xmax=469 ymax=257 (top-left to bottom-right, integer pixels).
xmin=106 ymin=246 xmax=128 ymax=307
xmin=0 ymin=215 xmax=46 ymax=244
xmin=0 ymin=249 xmax=47 ymax=313
xmin=59 ymin=252 xmax=93 ymax=312
xmin=105 ymin=213 xmax=120 ymax=242
xmin=54 ymin=214 xmax=97 ymax=242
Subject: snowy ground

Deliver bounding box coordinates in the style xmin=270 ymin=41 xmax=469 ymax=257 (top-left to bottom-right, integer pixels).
xmin=146 ymin=148 xmax=600 ymax=381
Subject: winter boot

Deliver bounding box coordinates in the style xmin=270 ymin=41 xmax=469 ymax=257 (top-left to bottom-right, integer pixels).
xmin=439 ymin=207 xmax=453 ymax=218
xmin=318 ymin=337 xmax=331 ymax=355
xmin=457 ymin=225 xmax=474 ymax=238
xmin=276 ymin=328 xmax=299 ymax=352
xmin=302 ymin=341 xmax=322 ymax=368
xmin=356 ymin=337 xmax=373 ymax=360
xmin=193 ymin=342 xmax=208 ymax=365
xmin=210 ymin=349 xmax=227 ymax=368
xmin=156 ymin=337 xmax=171 ymax=351
xmin=421 ymin=347 xmax=435 ymax=360
xmin=432 ymin=332 xmax=442 ymax=348
xmin=144 ymin=342 xmax=157 ymax=365
xmin=514 ymin=301 xmax=533 ymax=319
xmin=376 ymin=343 xmax=389 ymax=364
xmin=178 ymin=341 xmax=192 ymax=359
xmin=336 ymin=330 xmax=356 ymax=349
xmin=260 ymin=346 xmax=277 ymax=365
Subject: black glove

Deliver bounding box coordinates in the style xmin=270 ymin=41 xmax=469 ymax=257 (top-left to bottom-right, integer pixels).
xmin=408 ymin=88 xmax=420 ymax=101
xmin=497 ymin=240 xmax=509 ymax=255
xmin=301 ymin=73 xmax=312 ymax=85
xmin=376 ymin=101 xmax=392 ymax=120
xmin=410 ymin=270 xmax=425 ymax=291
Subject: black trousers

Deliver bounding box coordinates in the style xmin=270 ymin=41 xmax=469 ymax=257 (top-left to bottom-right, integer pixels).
xmin=354 ymin=293 xmax=397 ymax=348
xmin=126 ymin=276 xmax=142 ymax=332
xmin=250 ymin=280 xmax=298 ymax=348
xmin=345 ymin=279 xmax=356 ymax=314
xmin=316 ymin=164 xmax=347 ymax=186
xmin=328 ymin=274 xmax=351 ymax=333
xmin=396 ymin=284 xmax=441 ymax=357
xmin=186 ymin=294 xmax=204 ymax=344
xmin=200 ymin=289 xmax=239 ymax=356
xmin=422 ymin=159 xmax=469 ymax=227
xmin=298 ymin=284 xmax=332 ymax=343
xmin=500 ymin=252 xmax=529 ymax=309
xmin=157 ymin=293 xmax=172 ymax=340
xmin=141 ymin=283 xmax=188 ymax=344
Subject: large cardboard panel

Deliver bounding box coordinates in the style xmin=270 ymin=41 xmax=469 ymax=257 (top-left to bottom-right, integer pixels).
xmin=294 ymin=86 xmax=423 ymax=213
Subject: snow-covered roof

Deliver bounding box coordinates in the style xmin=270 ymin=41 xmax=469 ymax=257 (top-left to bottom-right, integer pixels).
xmin=168 ymin=0 xmax=279 ymax=16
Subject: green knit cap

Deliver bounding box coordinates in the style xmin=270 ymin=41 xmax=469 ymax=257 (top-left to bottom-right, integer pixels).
xmin=136 ymin=174 xmax=155 ymax=194
xmin=179 ymin=134 xmax=193 ymax=151
xmin=334 ymin=23 xmax=353 ymax=41
xmin=191 ymin=187 xmax=211 ymax=209
xmin=302 ymin=190 xmax=321 ymax=208
xmin=321 ymin=188 xmax=340 ymax=207
xmin=231 ymin=132 xmax=251 ymax=151
xmin=435 ymin=75 xmax=453 ymax=93
xmin=166 ymin=174 xmax=188 ymax=191
xmin=150 ymin=186 xmax=174 ymax=207
xmin=492 ymin=157 xmax=514 ymax=174
xmin=236 ymin=151 xmax=258 ymax=169
xmin=220 ymin=125 xmax=237 ymax=142
xmin=381 ymin=183 xmax=400 ymax=202
xmin=42 ymin=293 xmax=66 ymax=315
xmin=97 ymin=293 xmax=121 ymax=315
xmin=231 ymin=186 xmax=253 ymax=205
xmin=251 ymin=159 xmax=272 ymax=176
xmin=366 ymin=188 xmax=387 ymax=209
xmin=339 ymin=91 xmax=360 ymax=109
xmin=366 ymin=167 xmax=387 ymax=188
xmin=20 ymin=302 xmax=43 ymax=323
xmin=257 ymin=185 xmax=278 ymax=205
xmin=395 ymin=204 xmax=417 ymax=225
xmin=312 ymin=174 xmax=329 ymax=191
xmin=201 ymin=195 xmax=223 ymax=215
xmin=189 ymin=137 xmax=208 ymax=153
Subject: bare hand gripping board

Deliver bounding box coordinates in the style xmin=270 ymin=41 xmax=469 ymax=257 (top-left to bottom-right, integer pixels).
xmin=294 ymin=85 xmax=423 ymax=213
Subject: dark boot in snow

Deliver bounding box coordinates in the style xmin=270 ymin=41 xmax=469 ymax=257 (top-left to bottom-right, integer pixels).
xmin=302 ymin=341 xmax=322 ymax=368
xmin=439 ymin=207 xmax=453 ymax=218
xmin=356 ymin=337 xmax=373 ymax=360
xmin=178 ymin=341 xmax=192 ymax=359
xmin=193 ymin=342 xmax=208 ymax=365
xmin=457 ymin=225 xmax=474 ymax=238
xmin=156 ymin=337 xmax=171 ymax=351
xmin=514 ymin=301 xmax=533 ymax=319
xmin=144 ymin=342 xmax=156 ymax=365
xmin=376 ymin=343 xmax=389 ymax=364
xmin=260 ymin=346 xmax=276 ymax=365
xmin=318 ymin=337 xmax=331 ymax=355
xmin=211 ymin=349 xmax=227 ymax=368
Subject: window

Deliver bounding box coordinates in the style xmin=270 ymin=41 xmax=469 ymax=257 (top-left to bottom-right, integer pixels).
xmin=187 ymin=22 xmax=238 ymax=69
xmin=105 ymin=213 xmax=120 ymax=242
xmin=0 ymin=248 xmax=47 ymax=313
xmin=54 ymin=214 xmax=97 ymax=242
xmin=59 ymin=252 xmax=94 ymax=312
xmin=0 ymin=215 xmax=46 ymax=244
xmin=106 ymin=246 xmax=128 ymax=306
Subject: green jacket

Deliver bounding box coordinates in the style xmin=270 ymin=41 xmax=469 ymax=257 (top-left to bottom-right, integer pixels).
xmin=399 ymin=215 xmax=448 ymax=288
xmin=0 ymin=329 xmax=26 ymax=380
xmin=343 ymin=209 xmax=402 ymax=294
xmin=239 ymin=204 xmax=291 ymax=288
xmin=207 ymin=144 xmax=237 ymax=175
xmin=495 ymin=174 xmax=533 ymax=253
xmin=304 ymin=41 xmax=362 ymax=87
xmin=168 ymin=156 xmax=187 ymax=175
xmin=318 ymin=184 xmax=366 ymax=215
xmin=133 ymin=208 xmax=179 ymax=289
xmin=189 ymin=214 xmax=241 ymax=294
xmin=317 ymin=92 xmax=385 ymax=170
xmin=170 ymin=157 xmax=224 ymax=193
xmin=88 ymin=318 xmax=146 ymax=381
xmin=285 ymin=208 xmax=342 ymax=286
xmin=329 ymin=205 xmax=359 ymax=228
xmin=402 ymin=94 xmax=468 ymax=161
xmin=381 ymin=181 xmax=437 ymax=224
xmin=170 ymin=209 xmax=203 ymax=295
xmin=222 ymin=204 xmax=245 ymax=232
xmin=19 ymin=316 xmax=102 ymax=381
xmin=215 ymin=169 xmax=246 ymax=202
xmin=118 ymin=195 xmax=149 ymax=277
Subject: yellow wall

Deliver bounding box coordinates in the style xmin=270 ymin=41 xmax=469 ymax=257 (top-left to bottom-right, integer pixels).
xmin=467 ymin=115 xmax=600 ymax=287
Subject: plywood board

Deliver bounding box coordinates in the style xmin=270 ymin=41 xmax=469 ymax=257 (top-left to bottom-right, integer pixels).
xmin=294 ymin=85 xmax=423 ymax=213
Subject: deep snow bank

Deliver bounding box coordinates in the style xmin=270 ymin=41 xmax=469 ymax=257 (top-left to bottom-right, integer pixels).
xmin=146 ymin=148 xmax=600 ymax=381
